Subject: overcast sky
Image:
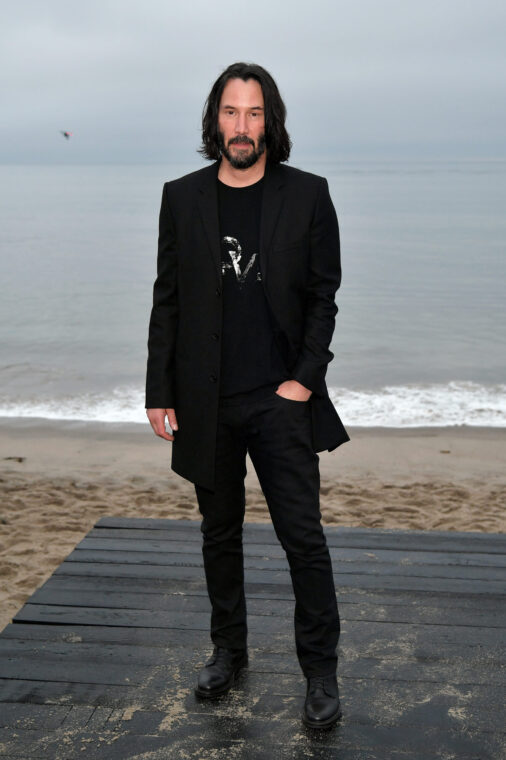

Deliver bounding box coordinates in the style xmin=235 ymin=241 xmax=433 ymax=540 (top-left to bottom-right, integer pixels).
xmin=1 ymin=0 xmax=505 ymax=163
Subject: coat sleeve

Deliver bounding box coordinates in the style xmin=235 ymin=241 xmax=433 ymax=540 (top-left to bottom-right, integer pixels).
xmin=291 ymin=177 xmax=341 ymax=394
xmin=145 ymin=183 xmax=178 ymax=408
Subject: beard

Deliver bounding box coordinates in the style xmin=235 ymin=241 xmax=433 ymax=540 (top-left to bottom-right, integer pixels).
xmin=218 ymin=131 xmax=266 ymax=169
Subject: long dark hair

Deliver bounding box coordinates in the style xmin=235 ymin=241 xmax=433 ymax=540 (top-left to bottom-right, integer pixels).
xmin=199 ymin=62 xmax=292 ymax=164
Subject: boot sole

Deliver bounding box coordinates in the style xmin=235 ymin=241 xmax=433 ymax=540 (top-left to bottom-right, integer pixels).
xmin=194 ymin=657 xmax=248 ymax=699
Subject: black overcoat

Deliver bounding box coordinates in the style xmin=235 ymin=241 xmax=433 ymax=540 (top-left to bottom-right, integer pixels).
xmin=146 ymin=160 xmax=349 ymax=489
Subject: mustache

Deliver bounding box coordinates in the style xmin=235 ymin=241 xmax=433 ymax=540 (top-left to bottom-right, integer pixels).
xmin=228 ymin=136 xmax=255 ymax=146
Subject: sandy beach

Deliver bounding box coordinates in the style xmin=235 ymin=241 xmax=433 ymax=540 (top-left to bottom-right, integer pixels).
xmin=1 ymin=418 xmax=505 ymax=633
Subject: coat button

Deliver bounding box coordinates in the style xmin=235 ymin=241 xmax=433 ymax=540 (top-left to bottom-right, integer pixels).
xmin=211 ymin=332 xmax=219 ymax=341
xmin=209 ymin=374 xmax=217 ymax=383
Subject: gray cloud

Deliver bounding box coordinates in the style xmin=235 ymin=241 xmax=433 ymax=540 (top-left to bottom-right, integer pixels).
xmin=1 ymin=0 xmax=505 ymax=162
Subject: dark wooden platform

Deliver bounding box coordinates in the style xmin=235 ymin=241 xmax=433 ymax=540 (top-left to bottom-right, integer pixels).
xmin=0 ymin=517 xmax=504 ymax=759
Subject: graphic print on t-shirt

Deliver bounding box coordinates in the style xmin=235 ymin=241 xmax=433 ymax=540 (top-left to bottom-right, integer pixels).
xmin=221 ymin=236 xmax=262 ymax=288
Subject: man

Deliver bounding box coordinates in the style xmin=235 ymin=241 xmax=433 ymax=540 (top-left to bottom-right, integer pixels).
xmin=146 ymin=62 xmax=349 ymax=729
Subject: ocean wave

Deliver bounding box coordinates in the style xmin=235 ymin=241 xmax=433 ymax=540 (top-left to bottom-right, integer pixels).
xmin=0 ymin=381 xmax=505 ymax=427
xmin=328 ymin=381 xmax=506 ymax=426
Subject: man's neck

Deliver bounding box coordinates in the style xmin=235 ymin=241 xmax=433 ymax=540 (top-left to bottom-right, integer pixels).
xmin=217 ymin=154 xmax=267 ymax=188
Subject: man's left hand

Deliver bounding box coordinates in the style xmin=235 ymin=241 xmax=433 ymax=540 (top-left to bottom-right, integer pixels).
xmin=275 ymin=380 xmax=312 ymax=401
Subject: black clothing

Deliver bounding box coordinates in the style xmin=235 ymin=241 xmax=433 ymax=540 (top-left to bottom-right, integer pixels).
xmin=195 ymin=387 xmax=340 ymax=678
xmin=146 ymin=159 xmax=349 ymax=494
xmin=217 ymin=178 xmax=288 ymax=397
xmin=146 ymin=160 xmax=347 ymax=680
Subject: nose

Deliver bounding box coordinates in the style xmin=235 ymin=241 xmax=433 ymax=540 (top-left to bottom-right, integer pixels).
xmin=235 ymin=112 xmax=248 ymax=134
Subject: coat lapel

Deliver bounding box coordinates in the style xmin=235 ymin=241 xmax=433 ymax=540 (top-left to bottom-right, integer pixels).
xmin=259 ymin=162 xmax=285 ymax=288
xmin=197 ymin=161 xmax=222 ymax=284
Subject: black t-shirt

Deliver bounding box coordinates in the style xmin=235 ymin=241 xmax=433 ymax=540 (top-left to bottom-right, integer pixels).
xmin=217 ymin=177 xmax=288 ymax=397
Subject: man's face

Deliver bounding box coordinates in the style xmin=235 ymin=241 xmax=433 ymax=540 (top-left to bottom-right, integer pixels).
xmin=218 ymin=78 xmax=266 ymax=170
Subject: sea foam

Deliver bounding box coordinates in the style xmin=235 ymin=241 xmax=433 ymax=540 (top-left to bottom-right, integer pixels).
xmin=0 ymin=381 xmax=505 ymax=427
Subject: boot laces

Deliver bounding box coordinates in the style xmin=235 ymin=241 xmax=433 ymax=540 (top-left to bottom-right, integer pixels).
xmin=308 ymin=675 xmax=327 ymax=694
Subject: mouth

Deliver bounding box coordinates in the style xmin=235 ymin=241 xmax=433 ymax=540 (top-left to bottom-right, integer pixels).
xmin=229 ymin=139 xmax=253 ymax=149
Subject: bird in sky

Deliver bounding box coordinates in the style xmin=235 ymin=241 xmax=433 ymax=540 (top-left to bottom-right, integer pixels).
xmin=60 ymin=131 xmax=73 ymax=140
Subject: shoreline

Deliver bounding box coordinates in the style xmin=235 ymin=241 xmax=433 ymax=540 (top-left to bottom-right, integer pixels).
xmin=1 ymin=418 xmax=505 ymax=633
xmin=1 ymin=416 xmax=505 ymax=486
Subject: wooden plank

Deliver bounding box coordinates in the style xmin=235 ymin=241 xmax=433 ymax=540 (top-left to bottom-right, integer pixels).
xmin=12 ymin=604 xmax=211 ymax=630
xmin=40 ymin=572 xmax=208 ymax=596
xmin=99 ymin=523 xmax=499 ymax=553
xmin=53 ymin=560 xmax=506 ymax=593
xmin=0 ymin=661 xmax=154 ymax=689
xmin=25 ymin=587 xmax=506 ymax=628
xmin=0 ymin=623 xmax=211 ymax=648
xmin=0 ymin=637 xmax=503 ymax=687
xmin=3 ymin=622 xmax=503 ymax=671
xmin=4 ymin=616 xmax=495 ymax=679
xmin=95 ymin=517 xmax=506 ymax=553
xmin=37 ymin=574 xmax=506 ymax=611
xmin=78 ymin=536 xmax=506 ymax=568
xmin=0 ymin=719 xmax=502 ymax=760
xmin=29 ymin=587 xmax=213 ymax=613
xmin=64 ymin=548 xmax=506 ymax=581
xmin=0 ymin=678 xmax=133 ymax=708
xmin=0 ymin=727 xmax=173 ymax=759
xmin=0 ymin=703 xmax=70 ymax=730
xmin=0 ymin=677 xmax=504 ymax=731
xmin=11 ymin=605 xmax=505 ymax=651
xmin=0 ymin=725 xmax=501 ymax=760
xmin=3 ymin=624 xmax=503 ymax=664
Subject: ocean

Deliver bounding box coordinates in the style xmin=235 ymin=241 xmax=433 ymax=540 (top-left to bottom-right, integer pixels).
xmin=1 ymin=159 xmax=505 ymax=427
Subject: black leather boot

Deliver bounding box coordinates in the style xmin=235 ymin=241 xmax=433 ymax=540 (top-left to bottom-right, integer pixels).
xmin=302 ymin=674 xmax=342 ymax=728
xmin=195 ymin=645 xmax=248 ymax=698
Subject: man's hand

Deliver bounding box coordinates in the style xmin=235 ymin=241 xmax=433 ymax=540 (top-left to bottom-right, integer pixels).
xmin=275 ymin=380 xmax=312 ymax=402
xmin=146 ymin=408 xmax=178 ymax=441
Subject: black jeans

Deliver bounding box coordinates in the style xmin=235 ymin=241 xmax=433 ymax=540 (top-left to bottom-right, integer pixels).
xmin=195 ymin=384 xmax=340 ymax=678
